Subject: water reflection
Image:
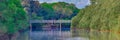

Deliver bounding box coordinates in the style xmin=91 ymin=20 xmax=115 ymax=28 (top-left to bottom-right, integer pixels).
xmin=30 ymin=29 xmax=120 ymax=40
xmin=72 ymin=30 xmax=120 ymax=40
xmin=89 ymin=31 xmax=120 ymax=40
xmin=30 ymin=31 xmax=89 ymax=40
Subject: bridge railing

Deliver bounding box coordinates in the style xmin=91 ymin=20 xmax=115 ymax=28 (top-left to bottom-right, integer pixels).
xmin=30 ymin=20 xmax=71 ymax=23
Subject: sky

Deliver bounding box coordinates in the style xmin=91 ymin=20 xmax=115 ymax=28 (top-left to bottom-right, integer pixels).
xmin=38 ymin=0 xmax=91 ymax=9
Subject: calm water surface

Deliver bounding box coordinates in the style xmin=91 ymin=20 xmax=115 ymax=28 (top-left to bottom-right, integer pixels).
xmin=30 ymin=29 xmax=120 ymax=40
xmin=30 ymin=31 xmax=89 ymax=40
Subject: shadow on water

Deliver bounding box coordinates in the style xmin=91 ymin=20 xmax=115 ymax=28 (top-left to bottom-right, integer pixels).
xmin=29 ymin=23 xmax=120 ymax=40
xmin=30 ymin=27 xmax=120 ymax=40
xmin=88 ymin=31 xmax=120 ymax=40
xmin=72 ymin=30 xmax=120 ymax=40
xmin=31 ymin=23 xmax=71 ymax=31
xmin=30 ymin=22 xmax=89 ymax=40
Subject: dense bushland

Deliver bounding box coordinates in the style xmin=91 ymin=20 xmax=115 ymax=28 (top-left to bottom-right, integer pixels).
xmin=71 ymin=0 xmax=120 ymax=31
xmin=0 ymin=0 xmax=28 ymax=34
xmin=31 ymin=2 xmax=80 ymax=20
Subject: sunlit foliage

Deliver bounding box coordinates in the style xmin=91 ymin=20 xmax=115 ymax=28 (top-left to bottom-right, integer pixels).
xmin=71 ymin=0 xmax=120 ymax=31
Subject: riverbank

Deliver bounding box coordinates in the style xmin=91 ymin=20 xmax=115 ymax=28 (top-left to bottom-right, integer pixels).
xmin=71 ymin=28 xmax=120 ymax=34
xmin=0 ymin=29 xmax=29 ymax=40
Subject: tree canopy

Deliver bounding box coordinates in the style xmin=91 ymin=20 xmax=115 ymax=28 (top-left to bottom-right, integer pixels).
xmin=0 ymin=0 xmax=28 ymax=34
xmin=31 ymin=2 xmax=80 ymax=20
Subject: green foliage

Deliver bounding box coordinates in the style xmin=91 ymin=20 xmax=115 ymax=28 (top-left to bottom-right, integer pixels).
xmin=32 ymin=2 xmax=80 ymax=20
xmin=0 ymin=0 xmax=28 ymax=34
xmin=71 ymin=0 xmax=120 ymax=31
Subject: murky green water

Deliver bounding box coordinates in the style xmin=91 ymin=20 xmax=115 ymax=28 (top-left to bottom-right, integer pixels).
xmin=72 ymin=30 xmax=120 ymax=40
xmin=89 ymin=31 xmax=120 ymax=40
xmin=16 ymin=31 xmax=29 ymax=40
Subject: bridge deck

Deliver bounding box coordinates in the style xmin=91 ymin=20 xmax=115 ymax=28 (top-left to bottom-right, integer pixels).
xmin=30 ymin=20 xmax=71 ymax=23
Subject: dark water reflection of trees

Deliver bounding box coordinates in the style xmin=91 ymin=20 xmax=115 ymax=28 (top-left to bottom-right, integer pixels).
xmin=72 ymin=30 xmax=120 ymax=40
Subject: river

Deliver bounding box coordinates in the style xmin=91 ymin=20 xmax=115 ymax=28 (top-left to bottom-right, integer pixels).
xmin=30 ymin=29 xmax=89 ymax=40
xmin=29 ymin=29 xmax=120 ymax=40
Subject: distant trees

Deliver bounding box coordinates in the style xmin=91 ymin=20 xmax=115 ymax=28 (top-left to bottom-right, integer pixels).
xmin=0 ymin=0 xmax=28 ymax=34
xmin=31 ymin=2 xmax=80 ymax=20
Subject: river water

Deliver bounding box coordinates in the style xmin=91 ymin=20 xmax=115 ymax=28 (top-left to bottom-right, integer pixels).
xmin=30 ymin=30 xmax=120 ymax=40
xmin=30 ymin=30 xmax=89 ymax=40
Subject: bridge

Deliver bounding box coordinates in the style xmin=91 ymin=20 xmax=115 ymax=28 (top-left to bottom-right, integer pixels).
xmin=26 ymin=1 xmax=72 ymax=40
xmin=30 ymin=20 xmax=71 ymax=31
xmin=30 ymin=20 xmax=71 ymax=23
